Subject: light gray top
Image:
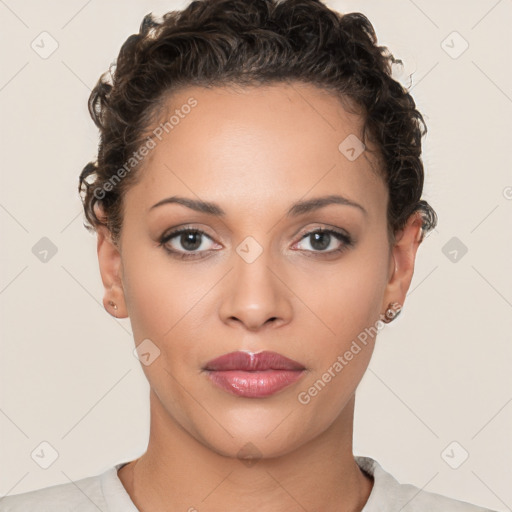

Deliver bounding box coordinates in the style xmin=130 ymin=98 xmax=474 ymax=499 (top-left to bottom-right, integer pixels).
xmin=0 ymin=456 xmax=497 ymax=511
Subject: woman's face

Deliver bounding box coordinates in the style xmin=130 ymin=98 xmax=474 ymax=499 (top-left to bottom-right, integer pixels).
xmin=98 ymin=83 xmax=417 ymax=459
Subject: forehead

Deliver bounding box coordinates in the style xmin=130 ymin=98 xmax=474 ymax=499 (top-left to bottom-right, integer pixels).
xmin=125 ymin=82 xmax=386 ymax=220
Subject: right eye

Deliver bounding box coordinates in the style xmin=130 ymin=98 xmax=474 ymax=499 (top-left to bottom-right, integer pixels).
xmin=158 ymin=227 xmax=219 ymax=259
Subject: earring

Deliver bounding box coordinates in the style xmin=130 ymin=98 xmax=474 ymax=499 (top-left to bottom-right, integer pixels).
xmin=383 ymin=302 xmax=402 ymax=323
xmin=108 ymin=300 xmax=118 ymax=318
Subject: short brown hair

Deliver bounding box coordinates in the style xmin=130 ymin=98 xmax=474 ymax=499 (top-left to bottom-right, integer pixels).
xmin=78 ymin=0 xmax=437 ymax=245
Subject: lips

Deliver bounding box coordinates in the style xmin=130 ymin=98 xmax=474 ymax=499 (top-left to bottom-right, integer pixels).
xmin=203 ymin=351 xmax=306 ymax=398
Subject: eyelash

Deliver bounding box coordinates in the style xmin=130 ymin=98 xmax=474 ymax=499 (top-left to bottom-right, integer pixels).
xmin=158 ymin=226 xmax=354 ymax=260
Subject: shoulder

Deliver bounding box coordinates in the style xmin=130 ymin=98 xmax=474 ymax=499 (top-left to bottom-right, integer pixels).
xmin=356 ymin=456 xmax=497 ymax=512
xmin=0 ymin=471 xmax=108 ymax=512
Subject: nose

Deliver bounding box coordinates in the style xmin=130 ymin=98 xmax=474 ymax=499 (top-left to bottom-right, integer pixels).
xmin=218 ymin=248 xmax=293 ymax=332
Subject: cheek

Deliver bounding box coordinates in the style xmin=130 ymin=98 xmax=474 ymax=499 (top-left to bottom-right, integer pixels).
xmin=120 ymin=245 xmax=217 ymax=373
xmin=121 ymin=242 xmax=189 ymax=337
xmin=121 ymin=257 xmax=171 ymax=341
xmin=120 ymin=249 xmax=205 ymax=408
xmin=295 ymin=272 xmax=385 ymax=422
xmin=303 ymin=254 xmax=389 ymax=343
xmin=294 ymin=241 xmax=390 ymax=394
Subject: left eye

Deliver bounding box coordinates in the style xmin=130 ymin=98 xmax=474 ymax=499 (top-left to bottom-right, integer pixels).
xmin=295 ymin=229 xmax=352 ymax=253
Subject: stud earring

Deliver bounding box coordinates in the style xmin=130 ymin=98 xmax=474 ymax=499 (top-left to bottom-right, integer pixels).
xmin=383 ymin=302 xmax=402 ymax=323
xmin=108 ymin=300 xmax=118 ymax=318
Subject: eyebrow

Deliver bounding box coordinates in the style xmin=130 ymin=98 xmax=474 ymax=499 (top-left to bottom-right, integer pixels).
xmin=149 ymin=194 xmax=367 ymax=217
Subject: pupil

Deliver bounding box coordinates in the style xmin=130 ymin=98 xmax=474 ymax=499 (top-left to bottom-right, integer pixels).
xmin=311 ymin=232 xmax=330 ymax=251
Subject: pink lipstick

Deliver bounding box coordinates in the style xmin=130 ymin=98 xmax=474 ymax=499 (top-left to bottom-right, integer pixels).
xmin=203 ymin=351 xmax=306 ymax=398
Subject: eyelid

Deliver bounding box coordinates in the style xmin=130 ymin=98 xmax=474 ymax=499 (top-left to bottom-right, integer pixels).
xmin=294 ymin=223 xmax=351 ymax=240
xmin=160 ymin=223 xmax=215 ymax=240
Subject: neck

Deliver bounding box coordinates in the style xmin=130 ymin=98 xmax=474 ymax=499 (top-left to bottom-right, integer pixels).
xmin=118 ymin=391 xmax=373 ymax=512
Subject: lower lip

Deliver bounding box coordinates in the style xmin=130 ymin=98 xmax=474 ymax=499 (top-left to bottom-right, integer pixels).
xmin=205 ymin=370 xmax=306 ymax=398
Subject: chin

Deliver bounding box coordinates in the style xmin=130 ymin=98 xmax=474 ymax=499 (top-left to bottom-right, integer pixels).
xmin=192 ymin=411 xmax=319 ymax=461
xmin=203 ymin=433 xmax=306 ymax=462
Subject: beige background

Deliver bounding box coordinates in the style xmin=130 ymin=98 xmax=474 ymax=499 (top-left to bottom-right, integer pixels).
xmin=1 ymin=0 xmax=511 ymax=510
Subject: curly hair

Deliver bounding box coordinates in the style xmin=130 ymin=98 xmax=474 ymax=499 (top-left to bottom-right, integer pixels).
xmin=78 ymin=0 xmax=437 ymax=247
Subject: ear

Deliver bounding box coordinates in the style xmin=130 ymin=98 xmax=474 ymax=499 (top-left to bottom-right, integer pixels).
xmin=95 ymin=206 xmax=128 ymax=319
xmin=381 ymin=211 xmax=424 ymax=317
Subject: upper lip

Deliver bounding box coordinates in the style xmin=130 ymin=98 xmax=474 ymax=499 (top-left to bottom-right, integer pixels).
xmin=203 ymin=351 xmax=305 ymax=371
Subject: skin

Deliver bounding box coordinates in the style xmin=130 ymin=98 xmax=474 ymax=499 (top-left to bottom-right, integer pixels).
xmin=96 ymin=82 xmax=423 ymax=512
